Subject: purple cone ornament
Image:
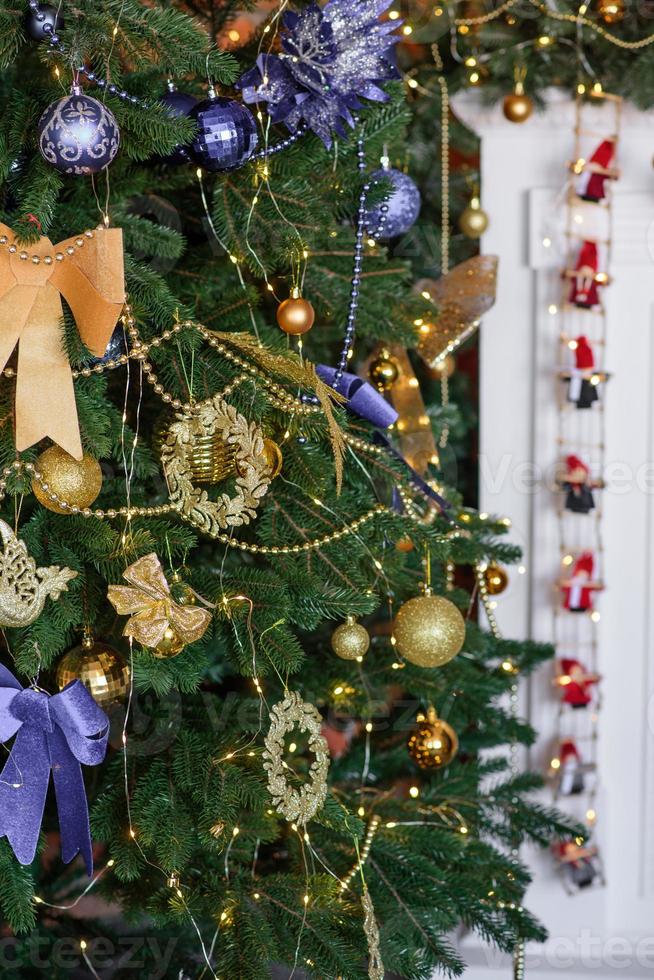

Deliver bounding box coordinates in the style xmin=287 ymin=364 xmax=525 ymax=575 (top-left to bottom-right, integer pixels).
xmin=237 ymin=0 xmax=400 ymax=147
xmin=38 ymin=86 xmax=120 ymax=175
xmin=189 ymin=93 xmax=258 ymax=171
xmin=0 ymin=663 xmax=109 ymax=874
xmin=365 ymin=168 xmax=421 ymax=239
xmin=160 ymin=83 xmax=198 ymax=165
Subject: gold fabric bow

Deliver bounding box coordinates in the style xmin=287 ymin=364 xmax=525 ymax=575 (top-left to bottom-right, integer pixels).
xmin=107 ymin=553 xmax=211 ymax=649
xmin=0 ymin=223 xmax=125 ymax=459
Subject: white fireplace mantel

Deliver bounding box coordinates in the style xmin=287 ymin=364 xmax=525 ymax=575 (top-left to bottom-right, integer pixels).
xmin=450 ymin=90 xmax=654 ymax=975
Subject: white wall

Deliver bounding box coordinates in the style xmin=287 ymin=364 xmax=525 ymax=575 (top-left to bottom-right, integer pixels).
xmin=452 ymin=89 xmax=654 ymax=975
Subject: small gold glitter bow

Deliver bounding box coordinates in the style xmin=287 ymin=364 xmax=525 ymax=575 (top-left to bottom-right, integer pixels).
xmin=107 ymin=553 xmax=211 ymax=648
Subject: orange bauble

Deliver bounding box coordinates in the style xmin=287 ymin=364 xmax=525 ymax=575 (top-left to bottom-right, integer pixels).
xmin=276 ymin=297 xmax=316 ymax=335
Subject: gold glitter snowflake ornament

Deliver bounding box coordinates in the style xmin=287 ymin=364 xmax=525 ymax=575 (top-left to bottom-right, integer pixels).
xmin=263 ymin=691 xmax=329 ymax=824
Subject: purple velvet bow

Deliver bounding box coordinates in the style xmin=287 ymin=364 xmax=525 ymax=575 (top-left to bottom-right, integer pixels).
xmin=316 ymin=364 xmax=398 ymax=428
xmin=0 ymin=664 xmax=108 ymax=874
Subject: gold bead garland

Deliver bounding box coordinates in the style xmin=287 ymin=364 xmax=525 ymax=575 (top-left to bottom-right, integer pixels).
xmin=0 ymin=225 xmax=101 ymax=266
xmin=340 ymin=815 xmax=381 ymax=891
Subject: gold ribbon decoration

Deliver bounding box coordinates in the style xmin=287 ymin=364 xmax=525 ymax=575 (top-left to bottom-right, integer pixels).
xmin=107 ymin=553 xmax=211 ymax=649
xmin=415 ymin=255 xmax=498 ymax=368
xmin=0 ymin=223 xmax=125 ymax=459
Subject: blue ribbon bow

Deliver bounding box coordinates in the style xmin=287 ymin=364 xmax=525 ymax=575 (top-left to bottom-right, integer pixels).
xmin=316 ymin=365 xmax=399 ymax=428
xmin=0 ymin=664 xmax=109 ymax=874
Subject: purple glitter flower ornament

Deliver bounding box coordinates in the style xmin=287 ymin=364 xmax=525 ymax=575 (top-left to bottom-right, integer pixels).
xmin=237 ymin=0 xmax=400 ymax=147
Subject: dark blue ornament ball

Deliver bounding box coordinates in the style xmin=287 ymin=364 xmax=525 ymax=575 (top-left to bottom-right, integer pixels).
xmin=88 ymin=325 xmax=128 ymax=366
xmin=160 ymin=88 xmax=198 ymax=165
xmin=25 ymin=4 xmax=63 ymax=42
xmin=365 ymin=168 xmax=421 ymax=240
xmin=189 ymin=97 xmax=258 ymax=172
xmin=38 ymin=91 xmax=120 ymax=175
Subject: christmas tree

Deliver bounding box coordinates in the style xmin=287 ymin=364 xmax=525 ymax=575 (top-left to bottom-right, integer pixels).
xmin=0 ymin=1 xmax=578 ymax=977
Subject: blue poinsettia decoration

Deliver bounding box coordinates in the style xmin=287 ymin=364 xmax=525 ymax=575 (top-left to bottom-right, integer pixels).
xmin=237 ymin=0 xmax=400 ymax=147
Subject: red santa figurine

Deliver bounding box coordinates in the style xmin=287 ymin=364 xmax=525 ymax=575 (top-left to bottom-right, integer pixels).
xmin=561 ymin=551 xmax=599 ymax=612
xmin=554 ymin=839 xmax=602 ymax=891
xmin=567 ymin=336 xmax=599 ymax=409
xmin=563 ymin=454 xmax=595 ymax=514
xmin=575 ymin=139 xmax=618 ymax=203
xmin=557 ymin=739 xmax=587 ymax=796
xmin=568 ymin=241 xmax=604 ymax=309
xmin=556 ymin=658 xmax=601 ymax=708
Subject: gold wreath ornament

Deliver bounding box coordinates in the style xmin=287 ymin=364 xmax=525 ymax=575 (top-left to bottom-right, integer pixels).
xmin=0 ymin=518 xmax=77 ymax=627
xmin=263 ymin=691 xmax=329 ymax=825
xmin=107 ymin=553 xmax=211 ymax=651
xmin=0 ymin=223 xmax=125 ymax=458
xmin=161 ymin=395 xmax=273 ymax=536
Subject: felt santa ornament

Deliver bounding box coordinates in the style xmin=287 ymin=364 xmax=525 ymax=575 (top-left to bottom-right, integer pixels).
xmin=567 ymin=336 xmax=599 ymax=409
xmin=568 ymin=241 xmax=603 ymax=309
xmin=563 ymin=454 xmax=595 ymax=514
xmin=557 ymin=738 xmax=589 ymax=796
xmin=555 ymin=840 xmax=601 ymax=890
xmin=557 ymin=658 xmax=601 ymax=708
xmin=562 ymin=551 xmax=597 ymax=612
xmin=575 ymin=139 xmax=617 ymax=203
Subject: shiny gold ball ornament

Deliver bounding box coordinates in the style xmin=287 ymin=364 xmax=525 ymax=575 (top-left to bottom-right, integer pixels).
xmin=432 ymin=354 xmax=456 ymax=380
xmin=502 ymin=86 xmax=534 ymax=124
xmin=169 ymin=573 xmax=197 ymax=607
xmin=458 ymin=197 xmax=489 ymax=239
xmin=393 ymin=588 xmax=466 ymax=668
xmin=482 ymin=562 xmax=509 ymax=596
xmin=276 ymin=294 xmax=316 ymax=335
xmin=56 ymin=631 xmax=130 ymax=707
xmin=331 ymin=616 xmax=371 ymax=661
xmin=259 ymin=438 xmax=283 ymax=480
xmin=369 ymin=349 xmax=400 ymax=392
xmin=407 ymin=706 xmax=459 ymax=769
xmin=154 ymin=625 xmax=187 ymax=659
xmin=598 ymin=0 xmax=624 ymax=22
xmin=32 ymin=446 xmax=102 ymax=514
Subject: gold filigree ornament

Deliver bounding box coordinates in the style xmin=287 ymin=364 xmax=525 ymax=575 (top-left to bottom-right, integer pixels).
xmin=0 ymin=518 xmax=77 ymax=627
xmin=263 ymin=691 xmax=329 ymax=825
xmin=362 ymin=886 xmax=385 ymax=980
xmin=161 ymin=395 xmax=272 ymax=536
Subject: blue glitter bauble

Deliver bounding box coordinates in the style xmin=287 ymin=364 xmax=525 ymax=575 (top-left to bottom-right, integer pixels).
xmin=365 ymin=168 xmax=421 ymax=239
xmin=189 ymin=97 xmax=258 ymax=172
xmin=160 ymin=88 xmax=198 ymax=165
xmin=38 ymin=91 xmax=120 ymax=175
xmin=87 ymin=325 xmax=128 ymax=366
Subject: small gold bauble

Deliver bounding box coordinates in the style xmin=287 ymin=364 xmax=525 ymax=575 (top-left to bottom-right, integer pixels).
xmin=394 ymin=590 xmax=466 ymax=668
xmin=395 ymin=536 xmax=415 ymax=553
xmin=482 ymin=562 xmax=509 ymax=596
xmin=459 ymin=203 xmax=489 ymax=239
xmin=598 ymin=0 xmax=624 ymax=22
xmin=260 ymin=438 xmax=283 ymax=479
xmin=56 ymin=633 xmax=130 ymax=707
xmin=407 ymin=706 xmax=458 ymax=769
xmin=170 ymin=574 xmax=197 ymax=607
xmin=369 ymin=350 xmax=400 ymax=392
xmin=431 ymin=355 xmax=456 ymax=380
xmin=154 ymin=625 xmax=186 ymax=659
xmin=503 ymin=92 xmax=534 ymax=124
xmin=331 ymin=616 xmax=370 ymax=661
xmin=32 ymin=446 xmax=102 ymax=514
xmin=276 ymin=296 xmax=316 ymax=335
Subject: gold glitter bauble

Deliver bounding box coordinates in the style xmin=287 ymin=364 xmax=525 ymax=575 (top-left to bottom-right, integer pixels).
xmin=56 ymin=634 xmax=129 ymax=707
xmin=407 ymin=706 xmax=458 ymax=769
xmin=459 ymin=204 xmax=489 ymax=239
xmin=331 ymin=616 xmax=370 ymax=661
xmin=598 ymin=0 xmax=624 ymax=21
xmin=482 ymin=562 xmax=509 ymax=596
xmin=502 ymin=93 xmax=534 ymax=124
xmin=32 ymin=446 xmax=102 ymax=514
xmin=154 ymin=625 xmax=186 ymax=658
xmin=369 ymin=350 xmax=400 ymax=392
xmin=276 ymin=297 xmax=315 ymax=335
xmin=393 ymin=591 xmax=466 ymax=668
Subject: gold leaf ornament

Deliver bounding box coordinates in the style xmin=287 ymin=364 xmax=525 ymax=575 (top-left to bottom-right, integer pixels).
xmin=0 ymin=518 xmax=77 ymax=627
xmin=161 ymin=395 xmax=273 ymax=536
xmin=263 ymin=691 xmax=329 ymax=825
